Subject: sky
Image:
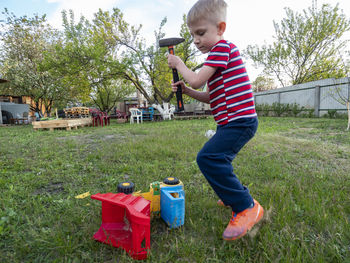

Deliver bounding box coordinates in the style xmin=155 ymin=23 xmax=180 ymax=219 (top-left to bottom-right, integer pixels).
xmin=1 ymin=0 xmax=350 ymax=80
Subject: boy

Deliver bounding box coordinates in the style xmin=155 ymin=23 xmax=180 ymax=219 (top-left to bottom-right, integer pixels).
xmin=167 ymin=0 xmax=264 ymax=240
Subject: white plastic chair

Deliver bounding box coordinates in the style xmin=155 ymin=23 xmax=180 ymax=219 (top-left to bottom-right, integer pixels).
xmin=22 ymin=112 xmax=29 ymax=124
xmin=129 ymin=108 xmax=143 ymax=124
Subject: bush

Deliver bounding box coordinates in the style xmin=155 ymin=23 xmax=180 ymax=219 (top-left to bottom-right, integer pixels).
xmin=307 ymin=109 xmax=315 ymax=118
xmin=272 ymin=102 xmax=290 ymax=117
xmin=327 ymin=109 xmax=337 ymax=118
xmin=336 ymin=113 xmax=348 ymax=119
xmin=255 ymin=103 xmax=270 ymax=117
xmin=290 ymin=103 xmax=305 ymax=117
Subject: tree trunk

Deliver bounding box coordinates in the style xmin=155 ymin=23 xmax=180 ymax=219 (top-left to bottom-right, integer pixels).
xmin=152 ymin=102 xmax=175 ymax=120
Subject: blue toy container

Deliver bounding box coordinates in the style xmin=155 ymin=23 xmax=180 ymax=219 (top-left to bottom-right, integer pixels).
xmin=160 ymin=185 xmax=185 ymax=228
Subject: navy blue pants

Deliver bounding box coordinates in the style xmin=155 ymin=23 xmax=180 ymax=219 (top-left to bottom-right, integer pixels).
xmin=196 ymin=118 xmax=258 ymax=213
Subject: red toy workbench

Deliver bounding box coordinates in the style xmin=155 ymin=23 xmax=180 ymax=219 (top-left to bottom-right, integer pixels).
xmin=91 ymin=193 xmax=151 ymax=260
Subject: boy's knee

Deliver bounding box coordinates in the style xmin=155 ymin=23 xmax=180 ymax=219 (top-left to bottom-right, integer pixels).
xmin=197 ymin=149 xmax=214 ymax=169
xmin=196 ymin=149 xmax=206 ymax=168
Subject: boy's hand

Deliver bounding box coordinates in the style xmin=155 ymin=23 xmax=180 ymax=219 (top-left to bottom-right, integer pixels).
xmin=167 ymin=54 xmax=183 ymax=69
xmin=171 ymin=80 xmax=188 ymax=95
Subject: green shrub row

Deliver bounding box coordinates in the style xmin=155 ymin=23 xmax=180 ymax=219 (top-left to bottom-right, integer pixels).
xmin=255 ymin=103 xmax=347 ymax=119
xmin=255 ymin=103 xmax=309 ymax=117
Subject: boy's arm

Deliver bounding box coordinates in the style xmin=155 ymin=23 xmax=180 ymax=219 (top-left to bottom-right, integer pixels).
xmin=172 ymin=81 xmax=210 ymax=104
xmin=168 ymin=54 xmax=216 ymax=89
xmin=186 ymin=88 xmax=210 ymax=104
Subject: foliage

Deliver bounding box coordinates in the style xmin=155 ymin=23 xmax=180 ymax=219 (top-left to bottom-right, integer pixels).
xmin=328 ymin=79 xmax=350 ymax=130
xmin=245 ymin=4 xmax=350 ymax=87
xmin=153 ymin=15 xmax=200 ymax=105
xmin=255 ymin=102 xmax=329 ymax=118
xmin=290 ymin=103 xmax=305 ymax=117
xmin=48 ymin=10 xmax=199 ymax=110
xmin=307 ymin=108 xmax=315 ymax=118
xmin=271 ymin=102 xmax=290 ymax=117
xmin=0 ymin=9 xmax=65 ymax=115
xmin=256 ymin=102 xmax=306 ymax=117
xmin=255 ymin=103 xmax=270 ymax=116
xmin=327 ymin=109 xmax=337 ymax=119
xmin=251 ymin=75 xmax=277 ymax=92
xmin=117 ymin=14 xmax=199 ymax=105
xmin=0 ymin=118 xmax=349 ymax=262
xmin=43 ymin=9 xmax=135 ymax=113
xmin=1 ymin=7 xmax=199 ymax=112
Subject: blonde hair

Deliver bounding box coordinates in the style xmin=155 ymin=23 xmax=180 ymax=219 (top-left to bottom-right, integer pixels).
xmin=187 ymin=0 xmax=227 ymax=26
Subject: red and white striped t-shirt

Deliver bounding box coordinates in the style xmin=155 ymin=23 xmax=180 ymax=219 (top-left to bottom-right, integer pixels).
xmin=204 ymin=40 xmax=257 ymax=125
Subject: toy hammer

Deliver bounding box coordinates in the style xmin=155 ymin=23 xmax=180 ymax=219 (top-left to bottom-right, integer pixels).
xmin=159 ymin=37 xmax=185 ymax=111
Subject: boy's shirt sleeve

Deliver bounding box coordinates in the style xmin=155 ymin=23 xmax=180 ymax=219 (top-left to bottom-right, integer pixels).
xmin=204 ymin=41 xmax=230 ymax=69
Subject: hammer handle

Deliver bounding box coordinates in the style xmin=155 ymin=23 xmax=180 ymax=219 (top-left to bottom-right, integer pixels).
xmin=169 ymin=46 xmax=184 ymax=111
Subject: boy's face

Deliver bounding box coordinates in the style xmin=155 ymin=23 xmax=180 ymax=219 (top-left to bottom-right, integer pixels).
xmin=189 ymin=19 xmax=224 ymax=54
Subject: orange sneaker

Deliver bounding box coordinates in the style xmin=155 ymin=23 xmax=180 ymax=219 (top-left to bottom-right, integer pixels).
xmin=222 ymin=199 xmax=264 ymax=241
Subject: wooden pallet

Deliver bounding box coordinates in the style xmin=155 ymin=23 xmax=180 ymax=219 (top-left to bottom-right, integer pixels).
xmin=32 ymin=118 xmax=92 ymax=131
xmin=64 ymin=107 xmax=90 ymax=118
xmin=66 ymin=114 xmax=90 ymax=118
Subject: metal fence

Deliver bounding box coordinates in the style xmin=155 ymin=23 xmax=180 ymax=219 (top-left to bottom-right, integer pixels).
xmin=254 ymin=77 xmax=350 ymax=117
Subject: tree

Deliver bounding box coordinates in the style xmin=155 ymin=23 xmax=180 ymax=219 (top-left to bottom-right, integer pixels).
xmin=251 ymin=75 xmax=277 ymax=92
xmin=329 ymin=78 xmax=350 ymax=131
xmin=245 ymin=4 xmax=350 ymax=87
xmin=49 ymin=9 xmax=199 ymax=114
xmin=90 ymin=79 xmax=132 ymax=113
xmin=335 ymin=86 xmax=350 ymax=131
xmin=114 ymin=14 xmax=199 ymax=106
xmin=0 ymin=9 xmax=66 ymax=116
xmin=43 ymin=9 xmax=134 ymax=113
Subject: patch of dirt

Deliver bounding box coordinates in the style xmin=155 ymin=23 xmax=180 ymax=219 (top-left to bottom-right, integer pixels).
xmin=33 ymin=182 xmax=64 ymax=195
xmin=56 ymin=134 xmax=127 ymax=145
xmin=297 ymin=128 xmax=315 ymax=131
xmin=103 ymin=135 xmax=116 ymax=140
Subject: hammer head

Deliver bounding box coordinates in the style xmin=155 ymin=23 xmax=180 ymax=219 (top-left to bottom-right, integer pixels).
xmin=159 ymin=37 xmax=185 ymax=47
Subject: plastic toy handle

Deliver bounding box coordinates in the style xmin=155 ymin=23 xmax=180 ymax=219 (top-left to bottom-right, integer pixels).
xmin=164 ymin=190 xmax=184 ymax=201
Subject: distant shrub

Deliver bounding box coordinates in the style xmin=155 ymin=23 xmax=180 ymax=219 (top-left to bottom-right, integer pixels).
xmin=255 ymin=103 xmax=263 ymax=113
xmin=307 ymin=109 xmax=315 ymax=118
xmin=272 ymin=102 xmax=290 ymax=117
xmin=255 ymin=102 xmax=342 ymax=120
xmin=327 ymin=109 xmax=337 ymax=118
xmin=290 ymin=103 xmax=305 ymax=117
xmin=255 ymin=103 xmax=270 ymax=116
xmin=336 ymin=113 xmax=348 ymax=119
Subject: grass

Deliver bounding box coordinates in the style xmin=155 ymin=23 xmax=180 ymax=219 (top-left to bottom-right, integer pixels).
xmin=0 ymin=117 xmax=349 ymax=262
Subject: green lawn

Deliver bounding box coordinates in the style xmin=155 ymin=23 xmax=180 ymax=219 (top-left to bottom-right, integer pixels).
xmin=0 ymin=117 xmax=349 ymax=262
